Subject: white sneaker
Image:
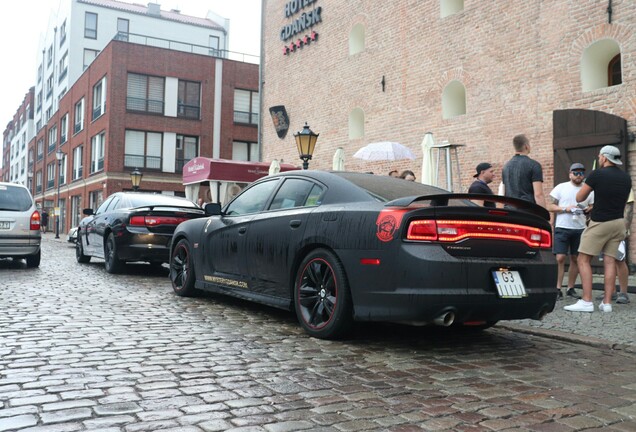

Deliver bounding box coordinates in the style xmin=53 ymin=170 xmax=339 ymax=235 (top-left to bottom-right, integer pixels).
xmin=598 ymin=302 xmax=613 ymax=313
xmin=563 ymin=299 xmax=594 ymax=312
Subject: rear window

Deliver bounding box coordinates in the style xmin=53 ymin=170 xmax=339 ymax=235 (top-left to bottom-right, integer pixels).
xmin=335 ymin=172 xmax=448 ymax=202
xmin=126 ymin=194 xmax=198 ymax=209
xmin=0 ymin=185 xmax=33 ymax=212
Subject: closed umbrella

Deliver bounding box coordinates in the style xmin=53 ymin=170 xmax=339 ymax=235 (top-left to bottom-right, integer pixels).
xmin=353 ymin=141 xmax=416 ymax=161
xmin=268 ymin=159 xmax=281 ymax=175
xmin=332 ymin=147 xmax=345 ymax=171
xmin=420 ymin=132 xmax=436 ymax=186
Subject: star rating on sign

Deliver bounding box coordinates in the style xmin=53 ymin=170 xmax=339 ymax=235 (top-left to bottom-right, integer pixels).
xmin=282 ymin=32 xmax=319 ymax=56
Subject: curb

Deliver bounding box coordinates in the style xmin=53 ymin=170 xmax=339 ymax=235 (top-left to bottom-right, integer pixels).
xmin=497 ymin=322 xmax=635 ymax=353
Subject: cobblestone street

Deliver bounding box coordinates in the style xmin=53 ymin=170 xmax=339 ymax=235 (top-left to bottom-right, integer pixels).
xmin=1 ymin=237 xmax=635 ymax=431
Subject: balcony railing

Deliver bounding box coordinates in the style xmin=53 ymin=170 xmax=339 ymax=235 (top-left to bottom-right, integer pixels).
xmin=47 ymin=179 xmax=54 ymax=189
xmin=73 ymin=166 xmax=83 ymax=180
xmin=48 ymin=142 xmax=56 ymax=153
xmin=233 ymin=111 xmax=259 ymax=125
xmin=124 ymin=154 xmax=162 ymax=170
xmin=177 ymin=104 xmax=200 ymax=119
xmin=113 ymin=31 xmax=259 ymax=64
xmin=175 ymin=158 xmax=192 ymax=172
xmin=92 ymin=106 xmax=102 ymax=120
xmin=126 ymin=97 xmax=164 ymax=114
xmin=74 ymin=122 xmax=83 ymax=134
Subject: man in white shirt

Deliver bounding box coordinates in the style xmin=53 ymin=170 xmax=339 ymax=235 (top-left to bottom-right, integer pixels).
xmin=547 ymin=163 xmax=594 ymax=300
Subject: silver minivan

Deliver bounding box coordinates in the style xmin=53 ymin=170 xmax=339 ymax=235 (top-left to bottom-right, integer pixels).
xmin=0 ymin=182 xmax=41 ymax=267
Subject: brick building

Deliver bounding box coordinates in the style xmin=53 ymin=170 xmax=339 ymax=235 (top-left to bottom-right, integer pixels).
xmin=260 ymin=0 xmax=636 ymax=254
xmin=31 ymin=38 xmax=258 ymax=233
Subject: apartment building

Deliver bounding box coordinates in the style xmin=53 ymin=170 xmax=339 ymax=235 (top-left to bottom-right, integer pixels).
xmin=32 ymin=37 xmax=258 ymax=234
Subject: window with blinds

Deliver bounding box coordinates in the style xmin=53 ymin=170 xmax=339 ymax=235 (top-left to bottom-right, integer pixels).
xmin=233 ymin=89 xmax=259 ymax=125
xmin=127 ymin=73 xmax=164 ymax=114
xmin=125 ymin=130 xmax=163 ymax=170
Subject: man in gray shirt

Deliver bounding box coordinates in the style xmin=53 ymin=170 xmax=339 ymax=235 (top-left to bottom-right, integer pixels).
xmin=501 ymin=134 xmax=546 ymax=208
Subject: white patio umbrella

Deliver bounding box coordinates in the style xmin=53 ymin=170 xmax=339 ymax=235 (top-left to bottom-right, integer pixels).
xmin=332 ymin=147 xmax=345 ymax=170
xmin=420 ymin=132 xmax=437 ymax=186
xmin=268 ymin=159 xmax=281 ymax=175
xmin=353 ymin=141 xmax=416 ymax=161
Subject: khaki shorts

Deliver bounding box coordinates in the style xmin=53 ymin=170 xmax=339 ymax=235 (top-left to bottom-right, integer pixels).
xmin=578 ymin=218 xmax=626 ymax=258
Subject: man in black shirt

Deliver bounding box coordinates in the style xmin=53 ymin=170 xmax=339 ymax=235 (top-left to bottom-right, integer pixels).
xmin=501 ymin=134 xmax=546 ymax=208
xmin=564 ymin=145 xmax=631 ymax=313
xmin=468 ymin=162 xmax=495 ymax=207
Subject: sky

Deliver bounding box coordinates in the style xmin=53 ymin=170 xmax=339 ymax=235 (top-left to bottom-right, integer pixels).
xmin=0 ymin=0 xmax=261 ymax=128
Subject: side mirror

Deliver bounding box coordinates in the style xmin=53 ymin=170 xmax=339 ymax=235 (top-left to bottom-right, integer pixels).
xmin=204 ymin=202 xmax=222 ymax=216
xmin=82 ymin=208 xmax=94 ymax=216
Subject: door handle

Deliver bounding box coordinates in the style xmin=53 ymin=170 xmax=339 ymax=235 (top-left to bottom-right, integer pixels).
xmin=238 ymin=227 xmax=247 ymax=234
xmin=289 ymin=220 xmax=302 ymax=228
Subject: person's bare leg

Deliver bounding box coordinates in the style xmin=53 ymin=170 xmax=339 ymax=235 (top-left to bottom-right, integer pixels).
xmin=556 ymin=254 xmax=566 ymax=289
xmin=578 ymin=253 xmax=593 ymax=302
xmin=603 ymin=255 xmax=617 ymax=304
xmin=617 ymin=259 xmax=628 ymax=294
xmin=567 ymin=255 xmax=579 ymax=289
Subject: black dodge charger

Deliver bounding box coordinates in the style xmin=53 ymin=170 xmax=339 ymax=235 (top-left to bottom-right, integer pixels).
xmin=76 ymin=192 xmax=205 ymax=273
xmin=169 ymin=171 xmax=557 ymax=339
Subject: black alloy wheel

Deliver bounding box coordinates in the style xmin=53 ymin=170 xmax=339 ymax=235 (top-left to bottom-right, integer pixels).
xmin=294 ymin=249 xmax=353 ymax=339
xmin=104 ymin=232 xmax=123 ymax=274
xmin=76 ymin=236 xmax=91 ymax=263
xmin=170 ymin=239 xmax=196 ymax=296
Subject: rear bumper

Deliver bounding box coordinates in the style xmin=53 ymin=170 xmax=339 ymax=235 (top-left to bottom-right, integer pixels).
xmin=0 ymin=236 xmax=41 ymax=257
xmin=340 ymin=244 xmax=557 ymax=324
xmin=116 ymin=233 xmax=170 ymax=263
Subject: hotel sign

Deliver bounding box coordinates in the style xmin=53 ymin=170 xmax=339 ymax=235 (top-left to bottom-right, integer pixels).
xmin=281 ymin=0 xmax=321 ymax=56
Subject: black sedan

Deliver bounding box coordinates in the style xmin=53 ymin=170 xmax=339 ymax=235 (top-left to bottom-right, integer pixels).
xmin=169 ymin=171 xmax=557 ymax=339
xmin=76 ymin=192 xmax=205 ymax=273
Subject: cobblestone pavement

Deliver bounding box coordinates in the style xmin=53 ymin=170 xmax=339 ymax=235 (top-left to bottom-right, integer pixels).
xmin=0 ymin=236 xmax=635 ymax=431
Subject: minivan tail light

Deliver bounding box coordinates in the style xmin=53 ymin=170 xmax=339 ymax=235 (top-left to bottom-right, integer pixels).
xmin=129 ymin=215 xmax=189 ymax=227
xmin=30 ymin=210 xmax=41 ymax=231
xmin=407 ymin=219 xmax=551 ymax=248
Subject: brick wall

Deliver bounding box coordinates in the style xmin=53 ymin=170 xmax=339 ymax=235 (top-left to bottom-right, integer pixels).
xmin=261 ymin=0 xmax=636 ymax=253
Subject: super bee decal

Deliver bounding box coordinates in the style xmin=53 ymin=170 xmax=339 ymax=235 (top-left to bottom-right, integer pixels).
xmin=375 ymin=209 xmax=408 ymax=242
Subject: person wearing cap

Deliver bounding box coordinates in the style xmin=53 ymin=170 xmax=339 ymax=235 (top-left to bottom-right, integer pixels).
xmin=564 ymin=145 xmax=631 ymax=313
xmin=501 ymin=134 xmax=546 ymax=208
xmin=547 ymin=162 xmax=594 ymax=300
xmin=468 ymin=162 xmax=495 ymax=208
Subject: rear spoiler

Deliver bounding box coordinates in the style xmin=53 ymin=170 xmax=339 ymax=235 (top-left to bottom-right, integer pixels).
xmin=385 ymin=193 xmax=550 ymax=221
xmin=132 ymin=205 xmax=205 ymax=213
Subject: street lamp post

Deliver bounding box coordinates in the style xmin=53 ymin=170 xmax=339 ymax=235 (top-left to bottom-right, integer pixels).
xmin=130 ymin=168 xmax=143 ymax=191
xmin=55 ymin=150 xmax=65 ymax=239
xmin=294 ymin=123 xmax=319 ymax=170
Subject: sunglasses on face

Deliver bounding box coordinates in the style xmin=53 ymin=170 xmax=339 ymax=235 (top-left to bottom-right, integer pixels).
xmin=571 ymin=171 xmax=585 ymax=176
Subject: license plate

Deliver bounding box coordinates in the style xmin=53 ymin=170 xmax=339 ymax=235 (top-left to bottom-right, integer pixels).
xmin=492 ymin=270 xmax=527 ymax=298
xmin=0 ymin=221 xmax=9 ymax=230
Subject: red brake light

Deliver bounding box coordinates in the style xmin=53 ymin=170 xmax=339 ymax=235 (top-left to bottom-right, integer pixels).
xmin=129 ymin=216 xmax=189 ymax=227
xmin=30 ymin=210 xmax=41 ymax=231
xmin=407 ymin=219 xmax=552 ymax=248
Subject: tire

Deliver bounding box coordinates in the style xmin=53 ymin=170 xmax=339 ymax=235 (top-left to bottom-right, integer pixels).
xmin=170 ymin=239 xmax=196 ymax=296
xmin=26 ymin=249 xmax=41 ymax=268
xmin=104 ymin=232 xmax=124 ymax=274
xmin=294 ymin=249 xmax=353 ymax=339
xmin=76 ymin=236 xmax=91 ymax=263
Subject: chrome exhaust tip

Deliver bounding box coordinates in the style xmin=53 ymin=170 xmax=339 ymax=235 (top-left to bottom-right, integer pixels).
xmin=433 ymin=311 xmax=455 ymax=327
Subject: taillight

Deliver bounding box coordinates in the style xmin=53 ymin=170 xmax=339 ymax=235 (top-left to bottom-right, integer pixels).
xmin=30 ymin=210 xmax=41 ymax=231
xmin=407 ymin=219 xmax=552 ymax=248
xmin=129 ymin=215 xmax=189 ymax=227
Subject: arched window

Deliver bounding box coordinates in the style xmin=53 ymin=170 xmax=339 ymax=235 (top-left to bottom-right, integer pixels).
xmin=442 ymin=80 xmax=466 ymax=119
xmin=349 ymin=24 xmax=365 ymax=55
xmin=581 ymin=39 xmax=621 ymax=91
xmin=441 ymin=0 xmax=464 ymax=18
xmin=349 ymin=108 xmax=364 ymax=139
xmin=608 ymin=54 xmax=622 ymax=87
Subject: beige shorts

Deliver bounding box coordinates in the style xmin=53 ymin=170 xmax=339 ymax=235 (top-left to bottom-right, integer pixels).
xmin=578 ymin=218 xmax=626 ymax=258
